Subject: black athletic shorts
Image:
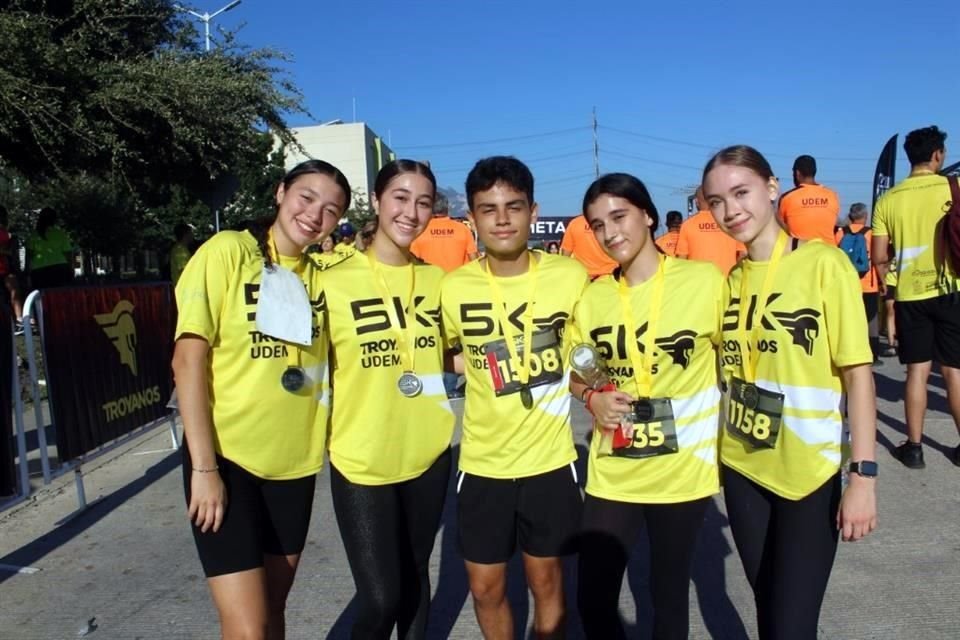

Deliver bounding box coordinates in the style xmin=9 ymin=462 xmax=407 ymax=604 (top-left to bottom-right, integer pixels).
xmin=884 ymin=285 xmax=897 ymax=302
xmin=456 ymin=463 xmax=583 ymax=564
xmin=182 ymin=448 xmax=317 ymax=578
xmin=895 ymin=294 xmax=960 ymax=367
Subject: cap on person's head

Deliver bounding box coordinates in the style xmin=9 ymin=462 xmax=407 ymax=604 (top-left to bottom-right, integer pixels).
xmin=793 ymin=155 xmax=817 ymax=178
xmin=339 ymin=222 xmax=355 ymax=237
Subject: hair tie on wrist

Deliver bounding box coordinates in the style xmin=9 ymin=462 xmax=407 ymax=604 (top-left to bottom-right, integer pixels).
xmin=193 ymin=465 xmax=219 ymax=473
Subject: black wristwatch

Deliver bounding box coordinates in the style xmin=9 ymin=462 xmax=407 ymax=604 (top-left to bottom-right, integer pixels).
xmin=848 ymin=460 xmax=879 ymax=478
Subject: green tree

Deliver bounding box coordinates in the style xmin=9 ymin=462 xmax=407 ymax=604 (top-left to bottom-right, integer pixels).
xmin=344 ymin=188 xmax=376 ymax=230
xmin=0 ymin=0 xmax=308 ymax=269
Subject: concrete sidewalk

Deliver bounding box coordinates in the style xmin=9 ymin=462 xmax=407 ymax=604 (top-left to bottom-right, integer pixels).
xmin=0 ymin=356 xmax=958 ymax=639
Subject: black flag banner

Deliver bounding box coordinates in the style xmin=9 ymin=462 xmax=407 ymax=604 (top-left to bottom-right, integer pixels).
xmin=41 ymin=284 xmax=175 ymax=462
xmin=872 ymin=134 xmax=898 ymax=215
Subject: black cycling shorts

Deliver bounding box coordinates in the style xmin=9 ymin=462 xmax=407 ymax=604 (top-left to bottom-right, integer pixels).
xmin=182 ymin=448 xmax=316 ymax=578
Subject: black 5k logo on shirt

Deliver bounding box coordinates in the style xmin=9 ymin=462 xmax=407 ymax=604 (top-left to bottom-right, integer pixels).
xmin=590 ymin=324 xmax=697 ymax=369
xmin=459 ymin=302 xmax=568 ymax=338
xmin=351 ymin=296 xmax=441 ymax=335
xmin=723 ymin=293 xmax=822 ymax=356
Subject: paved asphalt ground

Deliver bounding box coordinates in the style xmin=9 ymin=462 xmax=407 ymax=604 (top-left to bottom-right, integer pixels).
xmin=1 ymin=354 xmax=958 ymax=639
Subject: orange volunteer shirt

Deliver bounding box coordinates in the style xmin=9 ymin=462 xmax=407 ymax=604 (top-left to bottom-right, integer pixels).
xmin=410 ymin=216 xmax=478 ymax=272
xmin=560 ymin=215 xmax=617 ymax=277
xmin=655 ymin=229 xmax=680 ymax=256
xmin=834 ymin=222 xmax=879 ymax=293
xmin=779 ymin=183 xmax=841 ymax=245
xmin=675 ymin=210 xmax=745 ymax=275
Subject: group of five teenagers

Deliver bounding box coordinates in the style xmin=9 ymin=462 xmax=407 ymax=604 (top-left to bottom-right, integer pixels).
xmin=703 ymin=145 xmax=878 ymax=639
xmin=172 ymin=159 xmax=351 ymax=638
xmin=322 ymin=159 xmax=455 ymax=639
xmin=441 ymin=156 xmax=588 ymax=638
xmin=569 ymin=173 xmax=725 ymax=640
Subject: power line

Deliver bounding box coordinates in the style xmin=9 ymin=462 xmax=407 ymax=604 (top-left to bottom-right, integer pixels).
xmin=593 ymin=107 xmax=600 ymax=178
xmin=603 ymin=149 xmax=703 ymax=171
xmin=600 ymin=125 xmax=876 ymax=162
xmin=538 ymin=172 xmax=596 ymax=186
xmin=432 ymin=150 xmax=592 ymax=175
xmin=395 ymin=126 xmax=591 ymax=150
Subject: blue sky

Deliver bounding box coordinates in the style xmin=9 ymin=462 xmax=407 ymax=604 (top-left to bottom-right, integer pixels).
xmin=187 ymin=0 xmax=959 ymax=224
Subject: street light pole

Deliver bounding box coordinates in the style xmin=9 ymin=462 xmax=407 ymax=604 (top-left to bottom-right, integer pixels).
xmin=174 ymin=1 xmax=242 ymax=52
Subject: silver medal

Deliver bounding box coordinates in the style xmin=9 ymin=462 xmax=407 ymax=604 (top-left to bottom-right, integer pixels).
xmin=397 ymin=372 xmax=423 ymax=398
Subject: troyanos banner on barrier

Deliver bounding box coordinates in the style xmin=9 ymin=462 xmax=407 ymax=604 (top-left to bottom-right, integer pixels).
xmin=41 ymin=283 xmax=175 ymax=462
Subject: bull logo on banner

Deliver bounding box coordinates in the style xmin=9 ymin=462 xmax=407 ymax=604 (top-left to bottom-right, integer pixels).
xmin=94 ymin=300 xmax=138 ymax=376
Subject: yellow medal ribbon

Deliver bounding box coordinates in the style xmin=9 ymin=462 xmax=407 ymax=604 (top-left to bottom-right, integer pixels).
xmin=737 ymin=230 xmax=789 ymax=382
xmin=268 ymin=229 xmax=306 ymax=275
xmin=367 ymin=252 xmax=418 ymax=375
xmin=483 ymin=252 xmax=539 ymax=388
xmin=618 ymin=255 xmax=666 ymax=398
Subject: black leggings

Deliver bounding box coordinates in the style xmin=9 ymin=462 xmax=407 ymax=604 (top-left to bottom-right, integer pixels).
xmin=577 ymin=494 xmax=710 ymax=640
xmin=330 ymin=448 xmax=451 ymax=640
xmin=722 ymin=466 xmax=841 ymax=640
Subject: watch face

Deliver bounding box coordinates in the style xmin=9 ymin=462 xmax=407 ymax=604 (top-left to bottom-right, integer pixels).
xmin=852 ymin=460 xmax=879 ymax=477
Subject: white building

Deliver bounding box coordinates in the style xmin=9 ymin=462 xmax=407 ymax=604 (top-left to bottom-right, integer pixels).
xmin=282 ymin=122 xmax=395 ymax=201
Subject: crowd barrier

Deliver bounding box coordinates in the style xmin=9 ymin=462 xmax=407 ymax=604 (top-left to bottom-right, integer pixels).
xmin=1 ymin=283 xmax=179 ymax=515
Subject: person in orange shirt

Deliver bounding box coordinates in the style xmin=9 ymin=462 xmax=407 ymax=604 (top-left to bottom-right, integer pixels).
xmin=675 ymin=188 xmax=745 ymax=274
xmin=779 ymin=155 xmax=841 ymax=244
xmin=410 ymin=192 xmax=479 ymax=272
xmin=835 ymin=203 xmax=880 ymax=359
xmin=654 ymin=210 xmax=683 ymax=256
xmin=560 ymin=214 xmax=617 ymax=277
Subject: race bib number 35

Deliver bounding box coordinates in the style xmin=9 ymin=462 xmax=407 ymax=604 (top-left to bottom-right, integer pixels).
xmin=612 ymin=397 xmax=679 ymax=459
xmin=725 ymin=377 xmax=784 ymax=449
xmin=484 ymin=327 xmax=563 ymax=397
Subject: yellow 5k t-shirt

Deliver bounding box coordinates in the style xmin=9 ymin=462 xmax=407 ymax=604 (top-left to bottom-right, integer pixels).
xmin=569 ymin=258 xmax=723 ymax=504
xmin=442 ymin=252 xmax=589 ymax=479
xmin=323 ymin=252 xmax=454 ymax=485
xmin=720 ymin=240 xmax=872 ymax=500
xmin=174 ymin=230 xmax=330 ymax=480
xmin=872 ymin=173 xmax=959 ymax=301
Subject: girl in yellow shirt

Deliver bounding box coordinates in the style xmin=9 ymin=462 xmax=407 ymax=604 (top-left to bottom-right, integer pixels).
xmin=323 ymin=160 xmax=454 ymax=638
xmin=703 ymin=145 xmax=877 ymax=639
xmin=172 ymin=160 xmax=351 ymax=638
xmin=570 ymin=173 xmax=724 ymax=639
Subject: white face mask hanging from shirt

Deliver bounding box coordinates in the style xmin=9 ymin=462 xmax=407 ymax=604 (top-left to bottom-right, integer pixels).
xmin=256 ymin=262 xmax=313 ymax=346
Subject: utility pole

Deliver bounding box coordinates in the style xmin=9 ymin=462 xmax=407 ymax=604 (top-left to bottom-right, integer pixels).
xmin=592 ymin=107 xmax=600 ymax=178
xmin=175 ymin=1 xmax=242 ymax=52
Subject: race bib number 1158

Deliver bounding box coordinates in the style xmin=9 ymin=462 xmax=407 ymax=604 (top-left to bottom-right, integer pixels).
xmin=725 ymin=377 xmax=784 ymax=449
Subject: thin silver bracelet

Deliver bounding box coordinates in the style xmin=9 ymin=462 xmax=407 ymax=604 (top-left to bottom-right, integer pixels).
xmin=192 ymin=465 xmax=219 ymax=473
